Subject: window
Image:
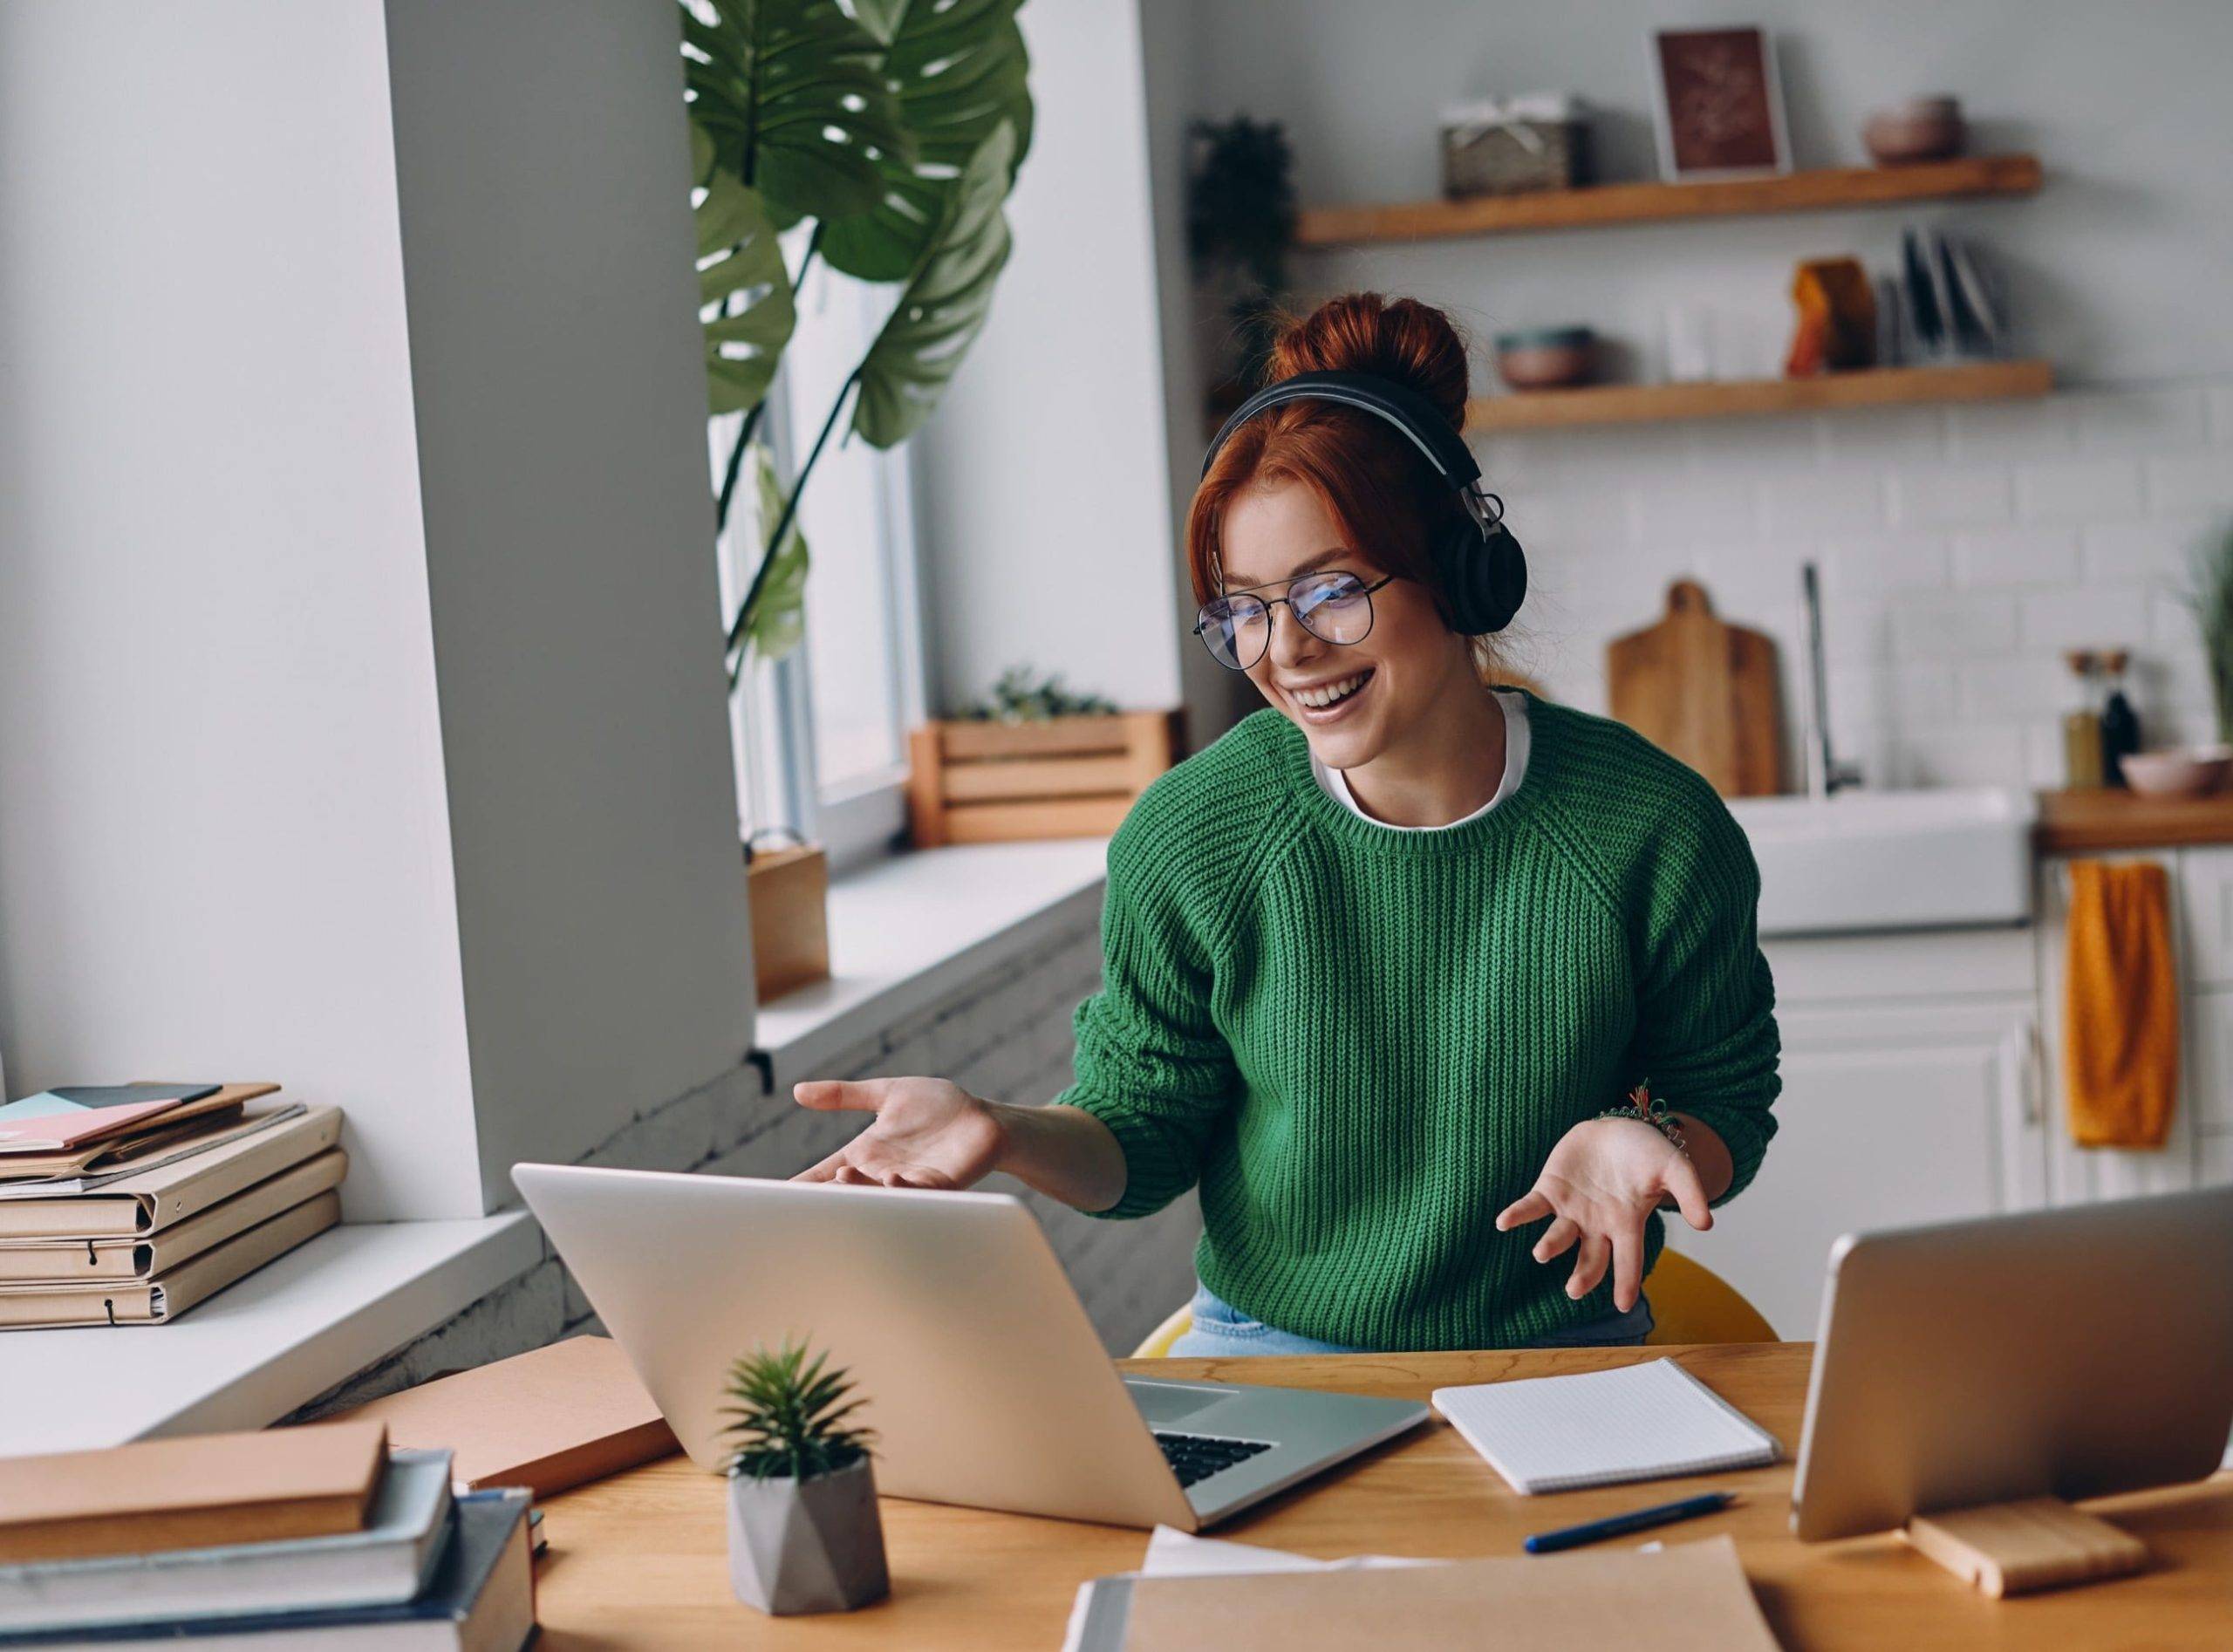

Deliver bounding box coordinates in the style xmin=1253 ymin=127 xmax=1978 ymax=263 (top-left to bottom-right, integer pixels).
xmin=716 ymin=245 xmax=926 ymax=873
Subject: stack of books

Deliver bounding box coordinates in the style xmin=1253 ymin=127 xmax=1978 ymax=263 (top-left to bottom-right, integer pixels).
xmin=0 ymin=1083 xmax=345 ymax=1328
xmin=0 ymin=1421 xmax=536 ymax=1649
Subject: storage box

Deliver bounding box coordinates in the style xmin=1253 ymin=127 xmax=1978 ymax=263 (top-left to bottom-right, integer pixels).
xmin=746 ymin=843 xmax=830 ymax=1001
xmin=905 ymin=710 xmax=1181 ymax=847
xmin=1440 ymin=96 xmax=1590 ymax=198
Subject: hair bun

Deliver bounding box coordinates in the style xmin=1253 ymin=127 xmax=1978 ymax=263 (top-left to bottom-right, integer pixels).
xmin=1267 ymin=292 xmax=1471 ymax=432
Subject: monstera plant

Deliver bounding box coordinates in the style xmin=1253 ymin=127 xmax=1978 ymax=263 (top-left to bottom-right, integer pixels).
xmin=682 ymin=0 xmax=1034 ymax=673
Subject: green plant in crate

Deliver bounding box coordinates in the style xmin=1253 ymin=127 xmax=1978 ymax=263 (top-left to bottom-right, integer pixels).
xmin=720 ymin=1340 xmax=877 ymax=1482
xmin=958 ymin=665 xmax=1119 ymax=723
xmin=682 ymin=0 xmax=1035 ymax=681
xmin=2183 ymin=519 xmax=2233 ymax=741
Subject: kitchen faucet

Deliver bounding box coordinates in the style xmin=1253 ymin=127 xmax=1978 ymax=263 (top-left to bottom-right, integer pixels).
xmin=1800 ymin=562 xmax=1864 ymax=799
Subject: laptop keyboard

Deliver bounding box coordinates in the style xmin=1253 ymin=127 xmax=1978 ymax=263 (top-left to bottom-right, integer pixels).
xmin=1154 ymin=1431 xmax=1274 ymax=1487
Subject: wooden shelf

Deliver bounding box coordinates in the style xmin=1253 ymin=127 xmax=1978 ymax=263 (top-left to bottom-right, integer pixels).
xmin=1295 ymin=154 xmax=2040 ymax=246
xmin=1465 ymin=359 xmax=2052 ymax=433
xmin=2036 ymin=788 xmax=2233 ymax=854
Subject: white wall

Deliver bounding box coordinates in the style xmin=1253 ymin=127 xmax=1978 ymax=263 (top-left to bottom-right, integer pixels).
xmin=1171 ymin=0 xmax=2233 ymax=775
xmin=910 ymin=0 xmax=1188 ymax=722
xmin=0 ymin=0 xmax=481 ymax=1219
xmin=1138 ymin=0 xmax=1261 ymax=742
xmin=1186 ymin=0 xmax=2233 ymax=386
xmin=0 ymin=0 xmax=755 ymax=1218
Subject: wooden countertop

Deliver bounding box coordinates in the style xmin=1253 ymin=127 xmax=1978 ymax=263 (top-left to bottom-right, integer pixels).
xmin=531 ymin=1342 xmax=2233 ymax=1650
xmin=2036 ymin=788 xmax=2233 ymax=854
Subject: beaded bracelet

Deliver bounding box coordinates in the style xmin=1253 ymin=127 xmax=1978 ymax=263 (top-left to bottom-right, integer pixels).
xmin=1595 ymin=1080 xmax=1689 ymax=1157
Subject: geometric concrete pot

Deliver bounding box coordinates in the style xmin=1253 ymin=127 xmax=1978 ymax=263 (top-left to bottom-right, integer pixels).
xmin=727 ymin=1456 xmax=891 ymax=1615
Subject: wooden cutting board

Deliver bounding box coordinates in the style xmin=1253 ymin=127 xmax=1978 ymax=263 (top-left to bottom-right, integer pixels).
xmin=1605 ymin=579 xmax=1785 ymax=796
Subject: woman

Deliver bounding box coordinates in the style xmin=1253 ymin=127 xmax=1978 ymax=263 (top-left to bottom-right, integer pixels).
xmin=793 ymin=292 xmax=1780 ymax=1356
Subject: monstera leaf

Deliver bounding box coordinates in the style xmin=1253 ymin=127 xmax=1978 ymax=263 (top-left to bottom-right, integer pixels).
xmin=852 ymin=120 xmax=1015 ymax=448
xmin=819 ymin=0 xmax=1034 ymax=282
xmin=693 ymin=128 xmax=796 ymax=417
xmin=681 ymin=0 xmax=912 ymax=229
xmin=735 ymin=441 xmax=809 ymax=661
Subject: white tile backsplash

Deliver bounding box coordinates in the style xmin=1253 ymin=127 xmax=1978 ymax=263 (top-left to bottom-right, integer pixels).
xmin=2014 ymin=457 xmax=2146 ymax=522
xmin=2070 ymin=387 xmax=2209 ymax=455
xmin=1758 ymin=470 xmax=1886 ymax=537
xmin=1889 ymin=466 xmax=2015 ymax=529
xmin=2145 ymin=454 xmax=2233 ymax=516
xmin=1889 ymin=592 xmax=2021 ymax=658
xmin=2019 ymin=584 xmax=2152 ymax=649
xmin=1485 ymin=375 xmax=2233 ymax=791
xmin=2081 ymin=515 xmax=2214 ymax=584
xmin=1947 ymin=398 xmax=2076 ymax=463
xmin=1823 ymin=535 xmax=1950 ymax=594
xmin=1952 ymin=526 xmax=2081 ymax=589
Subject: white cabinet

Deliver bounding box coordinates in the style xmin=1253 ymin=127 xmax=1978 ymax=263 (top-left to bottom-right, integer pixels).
xmin=1666 ymin=929 xmax=2047 ymax=1340
xmin=1666 ymin=846 xmax=2233 ymax=1341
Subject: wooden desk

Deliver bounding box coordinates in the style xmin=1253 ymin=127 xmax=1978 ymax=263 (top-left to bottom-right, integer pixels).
xmin=534 ymin=1343 xmax=2233 ymax=1649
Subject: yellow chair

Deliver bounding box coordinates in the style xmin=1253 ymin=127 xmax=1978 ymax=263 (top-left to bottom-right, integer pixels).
xmin=1128 ymin=1251 xmax=1774 ymax=1358
xmin=1640 ymin=1248 xmax=1777 ymax=1344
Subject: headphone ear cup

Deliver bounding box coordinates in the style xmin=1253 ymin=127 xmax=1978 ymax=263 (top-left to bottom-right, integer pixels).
xmin=1435 ymin=519 xmax=1527 ymax=636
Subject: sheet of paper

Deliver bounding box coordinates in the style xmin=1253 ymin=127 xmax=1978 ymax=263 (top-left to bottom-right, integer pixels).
xmin=1062 ymin=1528 xmax=1437 ymax=1651
xmin=1142 ymin=1526 xmax=1436 ymax=1576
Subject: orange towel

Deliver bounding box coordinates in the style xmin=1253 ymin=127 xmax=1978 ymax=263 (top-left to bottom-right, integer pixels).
xmin=2062 ymin=859 xmax=2179 ymax=1149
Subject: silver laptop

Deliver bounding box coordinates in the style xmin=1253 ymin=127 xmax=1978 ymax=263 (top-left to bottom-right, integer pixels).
xmin=514 ymin=1163 xmax=1427 ymax=1531
xmin=1792 ymin=1184 xmax=2233 ymax=1541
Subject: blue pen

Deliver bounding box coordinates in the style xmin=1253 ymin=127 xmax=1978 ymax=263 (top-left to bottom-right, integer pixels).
xmin=1522 ymin=1490 xmax=1733 ymax=1554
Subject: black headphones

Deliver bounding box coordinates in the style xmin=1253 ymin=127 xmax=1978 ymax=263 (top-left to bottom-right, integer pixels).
xmin=1199 ymin=370 xmax=1527 ymax=636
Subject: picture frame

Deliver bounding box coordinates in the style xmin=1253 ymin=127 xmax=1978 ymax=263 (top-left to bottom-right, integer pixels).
xmin=1648 ymin=25 xmax=1790 ymax=181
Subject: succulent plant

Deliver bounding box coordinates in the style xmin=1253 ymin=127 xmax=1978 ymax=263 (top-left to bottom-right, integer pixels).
xmin=720 ymin=1340 xmax=875 ymax=1483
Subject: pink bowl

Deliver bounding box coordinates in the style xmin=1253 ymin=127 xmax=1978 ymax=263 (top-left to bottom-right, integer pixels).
xmin=2121 ymin=747 xmax=2233 ymax=798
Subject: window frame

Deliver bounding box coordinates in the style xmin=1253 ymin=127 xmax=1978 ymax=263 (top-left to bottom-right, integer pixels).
xmin=718 ymin=318 xmax=927 ymax=875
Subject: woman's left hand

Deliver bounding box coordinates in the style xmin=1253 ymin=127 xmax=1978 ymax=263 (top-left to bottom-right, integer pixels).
xmin=1494 ymin=1119 xmax=1714 ymax=1314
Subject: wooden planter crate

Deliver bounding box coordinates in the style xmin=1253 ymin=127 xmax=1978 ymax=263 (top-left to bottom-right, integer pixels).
xmin=746 ymin=843 xmax=830 ymax=1001
xmin=906 ymin=710 xmax=1181 ymax=847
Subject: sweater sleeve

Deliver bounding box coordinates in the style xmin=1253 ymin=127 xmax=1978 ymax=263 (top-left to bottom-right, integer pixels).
xmin=1052 ymin=813 xmax=1241 ymax=1220
xmin=1629 ymin=788 xmax=1783 ymax=1207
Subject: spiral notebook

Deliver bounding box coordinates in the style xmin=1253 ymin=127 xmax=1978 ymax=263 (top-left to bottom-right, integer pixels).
xmin=1431 ymin=1357 xmax=1779 ymax=1494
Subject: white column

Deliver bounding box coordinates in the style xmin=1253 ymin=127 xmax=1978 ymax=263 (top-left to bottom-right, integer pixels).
xmin=0 ymin=0 xmax=755 ymax=1219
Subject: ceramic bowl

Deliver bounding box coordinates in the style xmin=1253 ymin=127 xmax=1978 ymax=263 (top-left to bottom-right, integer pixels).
xmin=2121 ymin=746 xmax=2233 ymax=799
xmin=1862 ymin=97 xmax=1966 ymax=165
xmin=1494 ymin=326 xmax=1595 ymax=390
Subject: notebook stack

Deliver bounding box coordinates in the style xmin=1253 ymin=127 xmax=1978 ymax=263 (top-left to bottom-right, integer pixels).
xmin=0 ymin=1422 xmax=534 ymax=1649
xmin=0 ymin=1084 xmax=345 ymax=1328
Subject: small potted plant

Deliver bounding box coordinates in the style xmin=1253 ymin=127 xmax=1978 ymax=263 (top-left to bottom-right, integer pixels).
xmin=720 ymin=1340 xmax=887 ymax=1616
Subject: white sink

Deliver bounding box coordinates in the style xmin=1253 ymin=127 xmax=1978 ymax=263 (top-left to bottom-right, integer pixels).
xmin=1724 ymin=788 xmax=2037 ymax=937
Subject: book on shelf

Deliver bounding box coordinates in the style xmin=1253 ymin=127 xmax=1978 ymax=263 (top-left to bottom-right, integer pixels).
xmin=0 ymin=1106 xmax=338 ymax=1235
xmin=0 ymin=1451 xmax=454 ymax=1634
xmin=0 ymin=1489 xmax=533 ymax=1651
xmin=0 ymin=1191 xmax=342 ymax=1329
xmin=0 ymin=1421 xmax=387 ymax=1566
xmin=0 ymin=1152 xmax=346 ymax=1284
xmin=0 ymin=1086 xmax=277 ymax=1157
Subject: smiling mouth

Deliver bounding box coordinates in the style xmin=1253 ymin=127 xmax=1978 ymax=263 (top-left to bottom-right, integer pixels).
xmin=1287 ymin=668 xmax=1373 ymax=711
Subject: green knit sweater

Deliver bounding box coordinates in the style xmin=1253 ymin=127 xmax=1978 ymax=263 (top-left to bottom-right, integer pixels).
xmin=1055 ymin=691 xmax=1781 ymax=1351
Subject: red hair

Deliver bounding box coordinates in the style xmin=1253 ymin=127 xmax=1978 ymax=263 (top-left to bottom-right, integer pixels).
xmin=1188 ymin=294 xmax=1477 ymax=635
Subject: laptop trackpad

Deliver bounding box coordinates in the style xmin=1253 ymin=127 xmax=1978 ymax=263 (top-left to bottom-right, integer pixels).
xmin=1125 ymin=1379 xmax=1240 ymax=1428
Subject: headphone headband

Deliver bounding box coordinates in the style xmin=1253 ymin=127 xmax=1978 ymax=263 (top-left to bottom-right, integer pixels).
xmin=1199 ymin=370 xmax=1482 ymax=488
xmin=1196 ymin=365 xmax=1526 ymax=638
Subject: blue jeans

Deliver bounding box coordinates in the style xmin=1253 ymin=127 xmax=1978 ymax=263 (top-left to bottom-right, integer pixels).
xmin=1166 ymin=1280 xmax=1656 ymax=1358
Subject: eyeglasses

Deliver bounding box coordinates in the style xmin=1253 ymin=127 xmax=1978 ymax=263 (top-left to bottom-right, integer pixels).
xmin=1192 ymin=570 xmax=1394 ymax=671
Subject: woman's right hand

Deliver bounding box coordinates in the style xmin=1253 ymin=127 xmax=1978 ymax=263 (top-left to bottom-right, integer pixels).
xmin=790 ymin=1076 xmax=1008 ymax=1191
